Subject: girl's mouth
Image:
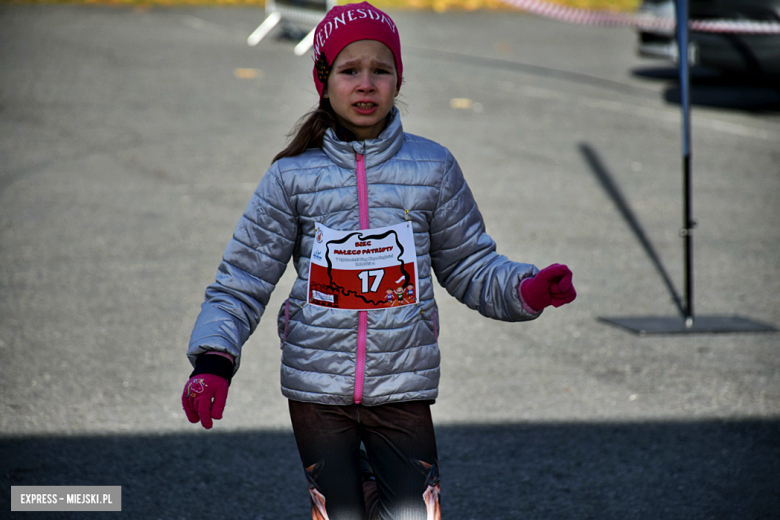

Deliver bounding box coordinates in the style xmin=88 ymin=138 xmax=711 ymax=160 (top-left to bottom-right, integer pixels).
xmin=353 ymin=102 xmax=377 ymax=114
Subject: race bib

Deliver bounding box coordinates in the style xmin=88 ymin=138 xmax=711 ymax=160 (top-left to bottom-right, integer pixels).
xmin=308 ymin=222 xmax=419 ymax=310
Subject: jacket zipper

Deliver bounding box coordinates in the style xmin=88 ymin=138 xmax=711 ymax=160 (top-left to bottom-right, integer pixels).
xmin=355 ymin=152 xmax=369 ymax=404
xmin=281 ymin=299 xmax=291 ymax=349
xmin=432 ymin=307 xmax=438 ymax=341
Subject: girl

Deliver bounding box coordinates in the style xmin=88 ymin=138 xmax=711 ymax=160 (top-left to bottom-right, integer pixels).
xmin=182 ymin=3 xmax=576 ymax=519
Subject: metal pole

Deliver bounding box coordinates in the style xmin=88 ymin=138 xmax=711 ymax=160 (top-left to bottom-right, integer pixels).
xmin=676 ymin=0 xmax=695 ymax=327
xmin=683 ymin=154 xmax=694 ymax=325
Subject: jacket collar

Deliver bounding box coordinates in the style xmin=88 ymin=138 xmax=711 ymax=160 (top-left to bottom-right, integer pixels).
xmin=322 ymin=107 xmax=404 ymax=170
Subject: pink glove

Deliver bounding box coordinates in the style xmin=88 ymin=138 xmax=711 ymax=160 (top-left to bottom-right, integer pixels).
xmin=182 ymin=373 xmax=229 ymax=430
xmin=519 ymin=263 xmax=577 ymax=313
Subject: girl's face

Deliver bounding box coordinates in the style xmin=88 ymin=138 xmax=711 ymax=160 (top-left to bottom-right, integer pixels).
xmin=324 ymin=40 xmax=399 ymax=141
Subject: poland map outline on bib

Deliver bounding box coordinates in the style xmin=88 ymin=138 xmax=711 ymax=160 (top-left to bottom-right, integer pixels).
xmin=308 ymin=222 xmax=419 ymax=310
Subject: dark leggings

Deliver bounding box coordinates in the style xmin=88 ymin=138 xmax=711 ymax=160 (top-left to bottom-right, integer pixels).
xmin=288 ymin=400 xmax=441 ymax=520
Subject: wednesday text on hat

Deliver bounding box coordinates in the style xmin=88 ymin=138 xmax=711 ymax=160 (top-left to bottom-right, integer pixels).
xmin=314 ymin=8 xmax=397 ymax=59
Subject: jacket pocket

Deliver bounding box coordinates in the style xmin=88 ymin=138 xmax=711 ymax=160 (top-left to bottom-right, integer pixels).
xmin=277 ymin=299 xmax=291 ymax=349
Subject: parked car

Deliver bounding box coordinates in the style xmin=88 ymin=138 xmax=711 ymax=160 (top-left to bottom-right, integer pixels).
xmin=636 ymin=0 xmax=780 ymax=76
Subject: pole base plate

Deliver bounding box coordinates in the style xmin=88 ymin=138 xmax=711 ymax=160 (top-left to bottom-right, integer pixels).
xmin=599 ymin=316 xmax=776 ymax=336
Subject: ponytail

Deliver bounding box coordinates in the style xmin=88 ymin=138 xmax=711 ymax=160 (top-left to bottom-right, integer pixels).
xmin=272 ymin=100 xmax=338 ymax=164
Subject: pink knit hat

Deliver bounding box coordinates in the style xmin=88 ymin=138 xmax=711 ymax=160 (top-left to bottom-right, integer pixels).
xmin=312 ymin=2 xmax=403 ymax=99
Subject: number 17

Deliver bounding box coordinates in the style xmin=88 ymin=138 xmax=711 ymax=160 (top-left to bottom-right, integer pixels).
xmin=357 ymin=269 xmax=384 ymax=293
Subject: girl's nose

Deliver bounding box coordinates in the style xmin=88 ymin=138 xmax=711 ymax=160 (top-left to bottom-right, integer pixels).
xmin=356 ymin=73 xmax=375 ymax=92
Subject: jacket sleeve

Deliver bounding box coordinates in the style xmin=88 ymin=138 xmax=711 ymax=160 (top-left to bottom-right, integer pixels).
xmin=429 ymin=152 xmax=540 ymax=322
xmin=187 ymin=164 xmax=297 ymax=373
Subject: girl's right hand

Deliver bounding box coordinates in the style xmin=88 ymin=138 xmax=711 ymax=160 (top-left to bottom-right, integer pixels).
xmin=181 ymin=373 xmax=229 ymax=429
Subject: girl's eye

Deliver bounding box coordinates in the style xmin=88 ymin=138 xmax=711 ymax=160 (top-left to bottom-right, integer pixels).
xmin=336 ymin=67 xmax=391 ymax=75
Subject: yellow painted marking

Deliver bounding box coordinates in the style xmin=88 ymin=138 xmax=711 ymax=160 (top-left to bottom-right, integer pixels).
xmin=449 ymin=98 xmax=473 ymax=109
xmin=234 ymin=68 xmax=261 ymax=79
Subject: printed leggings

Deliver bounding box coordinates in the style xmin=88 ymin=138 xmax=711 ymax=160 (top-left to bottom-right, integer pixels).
xmin=288 ymin=400 xmax=441 ymax=520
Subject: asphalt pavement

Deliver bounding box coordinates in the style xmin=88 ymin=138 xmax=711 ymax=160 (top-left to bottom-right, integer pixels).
xmin=1 ymin=4 xmax=779 ymax=519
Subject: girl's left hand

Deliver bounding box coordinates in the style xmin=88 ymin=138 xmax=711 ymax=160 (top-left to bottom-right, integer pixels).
xmin=519 ymin=264 xmax=577 ymax=313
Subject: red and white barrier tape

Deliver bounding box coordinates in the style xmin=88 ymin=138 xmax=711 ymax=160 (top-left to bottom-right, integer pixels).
xmin=498 ymin=0 xmax=780 ymax=34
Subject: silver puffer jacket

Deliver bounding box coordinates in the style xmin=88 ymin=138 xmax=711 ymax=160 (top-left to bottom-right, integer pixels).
xmin=188 ymin=109 xmax=540 ymax=406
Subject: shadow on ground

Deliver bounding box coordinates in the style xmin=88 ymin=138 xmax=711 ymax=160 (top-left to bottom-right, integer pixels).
xmin=632 ymin=66 xmax=780 ymax=112
xmin=579 ymin=142 xmax=686 ymax=318
xmin=3 ymin=420 xmax=779 ymax=519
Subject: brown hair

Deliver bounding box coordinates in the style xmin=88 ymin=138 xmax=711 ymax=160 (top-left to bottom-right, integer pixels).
xmin=272 ymin=100 xmax=338 ymax=164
